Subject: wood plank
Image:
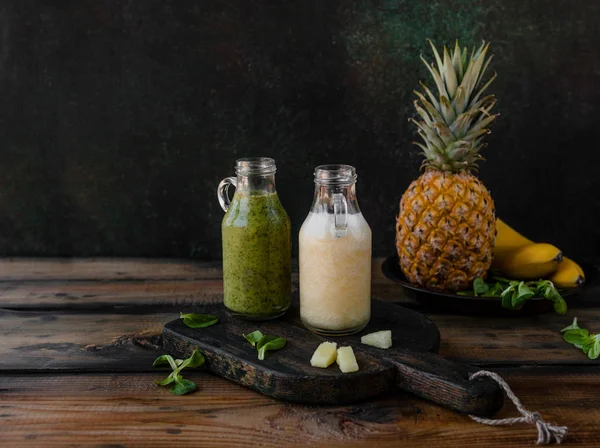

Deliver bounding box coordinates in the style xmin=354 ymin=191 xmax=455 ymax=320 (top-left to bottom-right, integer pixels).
xmin=0 ymin=258 xmax=412 ymax=311
xmin=0 ymin=367 xmax=598 ymax=447
xmin=0 ymin=309 xmax=168 ymax=372
xmin=2 ymin=277 xmax=597 ymax=311
xmin=0 ymin=258 xmax=223 ymax=281
xmin=2 ymin=307 xmax=600 ymax=372
xmin=0 ymin=280 xmax=226 ymax=310
xmin=437 ymin=308 xmax=600 ymax=365
xmin=0 ymin=279 xmax=411 ymax=310
xmin=0 ymin=257 xmax=597 ymax=311
xmin=0 ymin=257 xmax=394 ymax=283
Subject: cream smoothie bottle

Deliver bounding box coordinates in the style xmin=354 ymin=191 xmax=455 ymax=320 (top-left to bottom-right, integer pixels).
xmin=299 ymin=165 xmax=372 ymax=336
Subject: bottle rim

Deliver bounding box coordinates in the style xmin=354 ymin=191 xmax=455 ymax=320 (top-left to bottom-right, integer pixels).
xmin=314 ymin=164 xmax=357 ymax=185
xmin=235 ymin=157 xmax=277 ymax=176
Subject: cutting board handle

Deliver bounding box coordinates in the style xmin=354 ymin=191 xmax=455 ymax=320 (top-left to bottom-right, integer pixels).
xmin=384 ymin=349 xmax=504 ymax=417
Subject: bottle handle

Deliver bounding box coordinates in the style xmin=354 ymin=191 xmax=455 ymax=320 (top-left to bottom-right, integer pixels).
xmin=333 ymin=193 xmax=348 ymax=237
xmin=217 ymin=177 xmax=237 ymax=212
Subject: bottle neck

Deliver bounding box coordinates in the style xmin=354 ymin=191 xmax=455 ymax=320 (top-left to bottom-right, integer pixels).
xmin=235 ymin=173 xmax=277 ymax=195
xmin=310 ymin=183 xmax=360 ymax=214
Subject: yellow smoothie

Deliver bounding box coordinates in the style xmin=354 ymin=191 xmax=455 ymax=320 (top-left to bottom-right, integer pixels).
xmin=299 ymin=212 xmax=372 ymax=334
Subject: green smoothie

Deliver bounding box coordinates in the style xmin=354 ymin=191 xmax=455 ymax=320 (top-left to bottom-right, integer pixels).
xmin=222 ymin=191 xmax=291 ymax=319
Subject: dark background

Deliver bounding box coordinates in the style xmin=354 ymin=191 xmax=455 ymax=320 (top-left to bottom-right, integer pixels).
xmin=0 ymin=0 xmax=598 ymax=263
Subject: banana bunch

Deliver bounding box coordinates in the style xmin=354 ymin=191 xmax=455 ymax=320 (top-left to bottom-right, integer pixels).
xmin=492 ymin=219 xmax=585 ymax=288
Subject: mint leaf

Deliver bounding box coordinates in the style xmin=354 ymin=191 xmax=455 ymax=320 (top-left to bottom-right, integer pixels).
xmin=179 ymin=350 xmax=205 ymax=369
xmin=461 ymin=277 xmax=569 ymax=315
xmin=501 ymin=285 xmax=515 ymax=309
xmin=153 ymin=354 xmax=177 ymax=370
xmin=508 ymin=282 xmax=533 ymax=309
xmin=155 ymin=371 xmax=177 ymax=386
xmin=153 ymin=349 xmax=205 ymax=395
xmin=256 ymin=335 xmax=280 ymax=351
xmin=484 ymin=283 xmax=505 ymax=297
xmin=542 ymin=283 xmax=568 ymax=315
xmin=561 ymin=317 xmax=580 ymax=333
xmin=533 ymin=280 xmax=550 ymax=296
xmin=563 ymin=329 xmax=590 ymax=348
xmin=553 ymin=298 xmax=568 ymax=315
xmin=257 ymin=337 xmax=287 ymax=361
xmin=244 ymin=330 xmax=264 ymax=347
xmin=473 ymin=278 xmax=489 ymax=296
xmin=170 ymin=378 xmax=196 ymax=395
xmin=560 ymin=319 xmax=600 ymax=360
xmin=511 ymin=288 xmax=523 ymax=309
xmin=180 ymin=312 xmax=219 ymax=329
xmin=517 ymin=281 xmax=535 ymax=301
xmin=589 ymin=341 xmax=600 ymax=360
xmin=244 ymin=332 xmax=287 ymax=360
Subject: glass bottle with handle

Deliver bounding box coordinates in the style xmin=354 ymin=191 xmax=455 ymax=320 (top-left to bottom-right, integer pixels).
xmin=217 ymin=157 xmax=291 ymax=320
xmin=299 ymin=164 xmax=372 ymax=335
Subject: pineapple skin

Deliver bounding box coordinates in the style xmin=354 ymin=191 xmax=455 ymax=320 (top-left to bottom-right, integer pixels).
xmin=396 ymin=170 xmax=496 ymax=292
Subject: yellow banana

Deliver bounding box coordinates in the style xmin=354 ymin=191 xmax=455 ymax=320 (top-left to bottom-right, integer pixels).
xmin=495 ymin=218 xmax=534 ymax=249
xmin=493 ymin=218 xmax=534 ymax=268
xmin=492 ymin=243 xmax=562 ymax=280
xmin=494 ymin=217 xmax=584 ymax=286
xmin=549 ymin=257 xmax=585 ymax=289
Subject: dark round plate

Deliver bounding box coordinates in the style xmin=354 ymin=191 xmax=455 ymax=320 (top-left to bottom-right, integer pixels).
xmin=381 ymin=254 xmax=593 ymax=316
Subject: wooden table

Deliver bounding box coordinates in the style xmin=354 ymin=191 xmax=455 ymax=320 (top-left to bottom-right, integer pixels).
xmin=1 ymin=258 xmax=599 ymax=447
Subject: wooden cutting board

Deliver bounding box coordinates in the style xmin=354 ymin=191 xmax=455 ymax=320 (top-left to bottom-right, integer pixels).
xmin=163 ymin=299 xmax=503 ymax=417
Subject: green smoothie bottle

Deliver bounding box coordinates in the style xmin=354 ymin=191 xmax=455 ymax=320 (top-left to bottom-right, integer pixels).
xmin=217 ymin=157 xmax=291 ymax=320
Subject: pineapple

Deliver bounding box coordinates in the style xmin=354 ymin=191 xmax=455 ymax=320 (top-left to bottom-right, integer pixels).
xmin=361 ymin=330 xmax=393 ymax=349
xmin=396 ymin=40 xmax=498 ymax=292
xmin=310 ymin=342 xmax=338 ymax=368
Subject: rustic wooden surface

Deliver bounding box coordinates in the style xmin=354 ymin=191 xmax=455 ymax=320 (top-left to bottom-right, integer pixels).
xmin=1 ymin=257 xmax=599 ymax=447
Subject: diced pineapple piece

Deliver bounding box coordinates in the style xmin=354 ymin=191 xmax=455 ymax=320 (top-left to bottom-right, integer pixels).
xmin=360 ymin=330 xmax=392 ymax=349
xmin=310 ymin=341 xmax=338 ymax=368
xmin=336 ymin=346 xmax=359 ymax=373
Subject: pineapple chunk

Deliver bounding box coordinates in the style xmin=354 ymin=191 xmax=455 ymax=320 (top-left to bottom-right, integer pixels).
xmin=360 ymin=330 xmax=392 ymax=349
xmin=336 ymin=346 xmax=359 ymax=373
xmin=310 ymin=342 xmax=337 ymax=368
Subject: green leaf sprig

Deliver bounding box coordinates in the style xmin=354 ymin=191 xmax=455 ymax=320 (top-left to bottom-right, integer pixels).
xmin=459 ymin=276 xmax=567 ymax=315
xmin=243 ymin=330 xmax=287 ymax=360
xmin=561 ymin=318 xmax=600 ymax=360
xmin=244 ymin=330 xmax=265 ymax=347
xmin=153 ymin=349 xmax=205 ymax=395
xmin=180 ymin=312 xmax=219 ymax=328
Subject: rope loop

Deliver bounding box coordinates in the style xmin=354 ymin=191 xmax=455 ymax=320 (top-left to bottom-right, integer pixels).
xmin=468 ymin=370 xmax=568 ymax=445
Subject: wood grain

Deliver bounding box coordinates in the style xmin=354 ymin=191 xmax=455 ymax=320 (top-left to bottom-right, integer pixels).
xmin=0 ymin=280 xmax=411 ymax=310
xmin=0 ymin=258 xmax=395 ymax=282
xmin=1 ymin=367 xmax=599 ymax=447
xmin=2 ymin=306 xmax=600 ymax=372
xmin=0 ymin=258 xmax=412 ymax=310
xmin=2 ymin=276 xmax=597 ymax=311
xmin=0 ymin=258 xmax=596 ymax=312
xmin=437 ymin=308 xmax=600 ymax=365
xmin=0 ymin=309 xmax=168 ymax=372
xmin=0 ymin=258 xmax=223 ymax=281
xmin=0 ymin=280 xmax=226 ymax=310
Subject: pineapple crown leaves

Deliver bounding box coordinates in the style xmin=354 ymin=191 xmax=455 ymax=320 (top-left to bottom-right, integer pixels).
xmin=412 ymin=39 xmax=499 ymax=173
